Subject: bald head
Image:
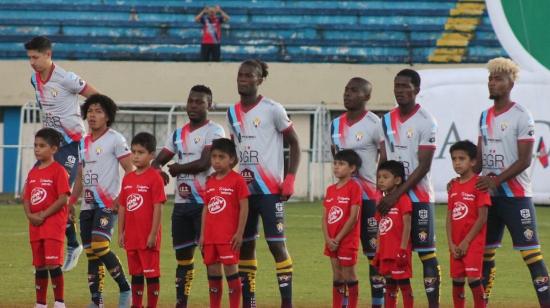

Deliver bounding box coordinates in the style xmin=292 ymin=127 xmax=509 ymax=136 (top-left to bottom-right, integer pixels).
xmin=349 ymin=77 xmax=373 ymax=96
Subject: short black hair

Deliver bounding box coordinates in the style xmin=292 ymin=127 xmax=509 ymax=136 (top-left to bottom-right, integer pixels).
xmin=334 ymin=149 xmax=362 ymax=170
xmin=450 ymin=140 xmax=477 ymax=159
xmin=241 ymin=59 xmax=269 ymax=78
xmin=396 ymin=68 xmax=421 ymax=89
xmin=190 ymin=84 xmax=213 ymax=102
xmin=82 ymin=94 xmax=118 ymax=127
xmin=211 ymin=138 xmax=237 ymax=158
xmin=24 ymin=36 xmax=52 ymax=52
xmin=378 ymin=160 xmax=406 ymax=181
xmin=35 ymin=128 xmax=62 ymax=147
xmin=131 ymin=132 xmax=156 ymax=153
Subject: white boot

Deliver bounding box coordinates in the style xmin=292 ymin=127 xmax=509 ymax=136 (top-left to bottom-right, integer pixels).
xmin=53 ymin=302 xmax=66 ymax=308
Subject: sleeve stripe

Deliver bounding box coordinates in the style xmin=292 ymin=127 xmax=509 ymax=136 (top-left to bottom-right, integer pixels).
xmin=117 ymin=152 xmax=131 ymax=160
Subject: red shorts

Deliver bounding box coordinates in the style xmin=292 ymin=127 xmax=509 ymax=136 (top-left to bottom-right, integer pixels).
xmin=324 ymin=246 xmax=358 ymax=266
xmin=202 ymin=244 xmax=239 ymax=265
xmin=31 ymin=239 xmax=64 ymax=268
xmin=379 ymin=259 xmax=412 ymax=280
xmin=126 ymin=249 xmax=160 ymax=278
xmin=450 ymin=247 xmax=483 ymax=278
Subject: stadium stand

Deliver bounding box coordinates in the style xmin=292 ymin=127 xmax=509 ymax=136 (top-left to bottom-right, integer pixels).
xmin=0 ymin=0 xmax=506 ymax=63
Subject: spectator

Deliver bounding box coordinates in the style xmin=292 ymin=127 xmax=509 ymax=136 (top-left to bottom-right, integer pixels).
xmin=195 ymin=5 xmax=229 ymax=62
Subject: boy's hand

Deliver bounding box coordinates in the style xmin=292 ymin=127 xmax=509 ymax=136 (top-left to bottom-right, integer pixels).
xmin=396 ymin=249 xmax=408 ymax=267
xmin=198 ymin=236 xmax=204 ymax=251
xmin=231 ymin=232 xmax=243 ymax=251
xmin=327 ymin=238 xmax=339 ymax=252
xmin=146 ymin=233 xmax=156 ymax=249
xmin=449 ymin=243 xmax=460 ymax=259
xmin=371 ymin=255 xmax=380 ymax=268
xmin=118 ymin=233 xmax=125 ymax=248
xmin=27 ymin=213 xmax=43 ymax=226
xmin=457 ymin=240 xmax=470 ymax=257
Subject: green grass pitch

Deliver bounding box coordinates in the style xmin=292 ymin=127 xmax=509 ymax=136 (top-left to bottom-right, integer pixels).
xmin=1 ymin=202 xmax=547 ymax=307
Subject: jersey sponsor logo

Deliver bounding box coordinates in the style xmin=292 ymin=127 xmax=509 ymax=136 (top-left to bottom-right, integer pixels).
xmin=327 ymin=206 xmax=344 ymax=224
xmin=239 ymin=150 xmax=259 ymax=164
xmin=520 ymin=209 xmax=531 ymax=219
xmin=452 ymin=202 xmax=469 ymax=220
xmin=208 ymin=196 xmax=226 ymax=214
xmin=30 ymin=187 xmax=48 ymax=205
xmin=241 ymin=168 xmax=255 ymax=184
xmin=378 ymin=216 xmax=393 ymax=235
xmin=84 ymin=189 xmax=94 ymax=203
xmin=126 ymin=193 xmax=144 ymax=212
xmin=83 ymin=170 xmax=99 ymax=185
xmin=178 ymin=183 xmax=192 ymax=198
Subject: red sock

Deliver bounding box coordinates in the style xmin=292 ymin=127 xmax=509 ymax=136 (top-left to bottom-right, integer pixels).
xmin=469 ymin=280 xmax=486 ymax=308
xmin=146 ymin=277 xmax=160 ymax=308
xmin=227 ymin=274 xmax=242 ymax=308
xmin=333 ymin=281 xmax=345 ymax=308
xmin=452 ymin=280 xmax=465 ymax=308
xmin=398 ymin=279 xmax=414 ymax=308
xmin=49 ymin=268 xmax=64 ymax=302
xmin=35 ymin=269 xmax=49 ymax=304
xmin=208 ymin=276 xmax=223 ymax=308
xmin=131 ymin=275 xmax=144 ymax=308
xmin=384 ymin=279 xmax=398 ymax=308
xmin=346 ymin=281 xmax=359 ymax=308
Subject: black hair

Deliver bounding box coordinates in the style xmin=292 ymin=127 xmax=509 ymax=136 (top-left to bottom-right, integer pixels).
xmin=241 ymin=59 xmax=269 ymax=79
xmin=450 ymin=140 xmax=477 ymax=159
xmin=396 ymin=68 xmax=421 ymax=89
xmin=190 ymin=84 xmax=213 ymax=102
xmin=211 ymin=138 xmax=237 ymax=158
xmin=24 ymin=36 xmax=52 ymax=52
xmin=35 ymin=128 xmax=62 ymax=147
xmin=82 ymin=94 xmax=118 ymax=127
xmin=131 ymin=132 xmax=156 ymax=153
xmin=378 ymin=160 xmax=406 ymax=181
xmin=334 ymin=149 xmax=362 ymax=170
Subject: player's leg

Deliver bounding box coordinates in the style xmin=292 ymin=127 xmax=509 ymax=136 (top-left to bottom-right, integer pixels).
xmin=127 ymin=250 xmax=144 ymax=307
xmin=90 ymin=207 xmax=131 ymax=307
xmin=452 ymin=278 xmax=466 ymax=308
xmin=240 ymin=195 xmax=260 ymax=308
xmin=80 ymin=209 xmax=105 ymax=307
xmin=200 ymin=44 xmax=209 ymax=61
xmin=262 ymin=195 xmax=293 ymax=308
xmin=330 ymin=257 xmax=345 ymax=308
xmin=411 ymin=202 xmax=440 ymax=308
xmin=503 ymin=197 xmax=550 ymax=306
xmin=340 ymin=258 xmax=359 ymax=308
xmin=361 ymin=199 xmax=384 ymax=308
xmin=173 ymin=205 xmax=201 ymax=307
xmin=32 ymin=240 xmax=49 ymax=307
xmin=142 ymin=249 xmax=161 ymax=308
xmin=384 ymin=273 xmax=398 ymax=308
xmin=462 ymin=241 xmax=485 ymax=308
xmin=396 ymin=279 xmax=413 ymax=308
xmin=482 ymin=197 xmax=504 ymax=301
xmin=212 ymin=44 xmax=221 ymax=62
xmin=221 ymin=245 xmax=242 ymax=308
xmin=44 ymin=240 xmax=65 ymax=307
xmin=205 ymin=245 xmax=223 ymax=308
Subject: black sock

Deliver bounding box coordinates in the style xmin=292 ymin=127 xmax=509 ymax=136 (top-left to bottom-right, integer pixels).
xmin=482 ymin=248 xmax=496 ymax=300
xmin=176 ymin=261 xmax=194 ymax=307
xmin=368 ymin=259 xmax=385 ymax=307
xmin=419 ymin=251 xmax=440 ymax=308
xmin=239 ymin=259 xmax=257 ymax=308
xmin=276 ymin=258 xmax=293 ymax=308
xmin=87 ymin=258 xmax=104 ymax=305
xmin=525 ymin=256 xmax=550 ymax=306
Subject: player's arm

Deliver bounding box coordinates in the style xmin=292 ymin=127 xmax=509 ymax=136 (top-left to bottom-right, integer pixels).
xmin=22 ymin=199 xmax=43 ymax=226
xmin=79 ymin=83 xmax=99 ymax=98
xmin=40 ymin=194 xmax=68 ymax=219
xmin=446 ymin=209 xmax=457 ymax=257
xmin=473 ymin=137 xmax=483 ymax=174
xmin=231 ymin=198 xmax=249 ymax=251
xmin=330 ymin=144 xmax=337 ymax=158
xmin=321 ymin=210 xmax=330 ymax=243
xmin=216 ymin=5 xmax=230 ymax=22
xmin=378 ymin=141 xmax=388 ymax=166
xmin=167 ymin=146 xmax=212 ymax=177
xmin=118 ymin=202 xmax=125 ymax=248
xmin=457 ymin=206 xmax=488 ymax=256
xmin=68 ymin=165 xmax=83 ymax=209
xmin=334 ymin=204 xmax=360 ymax=245
xmin=400 ymin=213 xmax=411 ymax=250
xmin=152 ymin=149 xmax=174 ymax=185
xmin=198 ymin=203 xmax=207 ymax=250
xmin=281 ymin=127 xmax=301 ymax=201
xmin=147 ymin=203 xmax=163 ymax=249
xmin=195 ymin=7 xmax=208 ymax=22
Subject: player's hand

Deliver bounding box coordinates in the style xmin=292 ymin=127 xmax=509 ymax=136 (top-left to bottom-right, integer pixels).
xmin=231 ymin=232 xmax=243 ymax=251
xmin=167 ymin=163 xmax=183 ymax=177
xmin=159 ymin=170 xmax=170 ymax=186
xmin=68 ymin=204 xmax=77 ymax=223
xmin=27 ymin=213 xmax=44 ymax=226
xmin=118 ymin=233 xmax=125 ymax=248
xmin=146 ymin=233 xmax=156 ymax=249
xmin=198 ymin=236 xmax=204 ymax=251
xmin=396 ymin=249 xmax=408 ymax=267
xmin=378 ymin=193 xmax=398 ymax=215
xmin=476 ymin=176 xmax=497 ymax=191
xmin=457 ymin=240 xmax=470 ymax=257
xmin=327 ymin=238 xmax=339 ymax=252
xmin=449 ymin=243 xmax=460 ymax=259
xmin=215 ymin=5 xmax=221 ymax=12
xmin=280 ymin=174 xmax=295 ymax=201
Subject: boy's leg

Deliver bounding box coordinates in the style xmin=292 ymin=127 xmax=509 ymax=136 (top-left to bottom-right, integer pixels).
xmin=330 ymin=258 xmax=345 ymax=308
xmin=452 ymin=279 xmax=466 ymax=308
xmin=397 ymin=279 xmax=413 ymax=308
xmin=240 ymin=196 xmax=260 ymax=308
xmin=223 ymin=263 xmax=242 ymax=308
xmin=142 ymin=249 xmax=161 ymax=308
xmin=384 ymin=277 xmax=398 ymax=308
xmin=31 ymin=240 xmax=48 ymax=305
xmin=467 ymin=278 xmax=485 ymax=308
xmin=131 ymin=275 xmax=144 ymax=308
xmin=146 ymin=277 xmax=160 ymax=308
xmin=361 ymin=200 xmax=385 ymax=308
xmin=44 ymin=239 xmax=65 ymax=304
xmin=342 ymin=266 xmax=358 ymax=308
xmin=80 ymin=209 xmax=105 ymax=306
xmin=207 ymin=261 xmax=223 ymax=308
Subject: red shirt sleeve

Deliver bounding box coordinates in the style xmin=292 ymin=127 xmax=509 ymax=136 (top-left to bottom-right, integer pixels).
xmin=476 ymin=188 xmax=492 ymax=208
xmin=400 ymin=194 xmax=413 ymax=215
xmin=151 ymin=172 xmax=167 ymax=205
xmin=23 ymin=175 xmax=31 ymax=202
xmin=447 ymin=181 xmax=455 ymax=211
xmin=119 ymin=176 xmax=128 ymax=209
xmin=350 ymin=181 xmax=362 ymax=206
xmin=237 ymin=174 xmax=250 ymax=200
xmin=55 ymin=165 xmax=71 ymax=197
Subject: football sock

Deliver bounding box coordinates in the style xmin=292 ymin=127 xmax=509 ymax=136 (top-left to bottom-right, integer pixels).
xmin=276 ymin=257 xmax=293 ymax=308
xmin=419 ymin=251 xmax=441 ymax=308
xmin=239 ymin=259 xmax=257 ymax=308
xmin=86 ymin=249 xmax=105 ymax=305
xmin=469 ymin=279 xmax=486 ymax=308
xmin=35 ymin=269 xmax=49 ymax=305
xmin=91 ymin=240 xmax=130 ymax=292
xmin=522 ymin=249 xmax=550 ymax=307
xmin=397 ymin=279 xmax=413 ymax=308
xmin=208 ymin=275 xmax=223 ymax=308
xmin=367 ymin=258 xmax=385 ymax=308
xmin=175 ymin=258 xmax=194 ymax=307
xmin=333 ymin=281 xmax=345 ymax=308
xmin=346 ymin=280 xmax=359 ymax=308
xmin=452 ymin=280 xmax=465 ymax=308
xmin=384 ymin=278 xmax=398 ymax=308
xmin=131 ymin=275 xmax=144 ymax=308
xmin=49 ymin=267 xmax=64 ymax=303
xmin=482 ymin=248 xmax=496 ymax=301
xmin=227 ymin=273 xmax=242 ymax=308
xmin=146 ymin=277 xmax=160 ymax=308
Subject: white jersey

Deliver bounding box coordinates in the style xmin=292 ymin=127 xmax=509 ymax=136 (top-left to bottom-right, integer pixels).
xmin=331 ymin=111 xmax=382 ymax=200
xmin=79 ymin=129 xmax=131 ymax=210
xmin=163 ymin=121 xmax=225 ymax=204
xmin=479 ymin=102 xmax=535 ymax=197
xmin=381 ymin=104 xmax=437 ymax=203
xmin=30 ymin=64 xmax=87 ymax=144
xmin=227 ymin=96 xmax=292 ymax=195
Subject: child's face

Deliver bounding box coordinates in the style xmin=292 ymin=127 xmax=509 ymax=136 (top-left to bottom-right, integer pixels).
xmin=34 ymin=137 xmax=56 ymax=162
xmin=377 ymin=169 xmax=402 ymax=193
xmin=211 ymin=149 xmax=235 ymax=173
xmin=332 ymin=160 xmax=356 ymax=179
xmin=131 ymin=144 xmax=154 ymax=169
xmin=451 ymin=149 xmax=475 ymax=176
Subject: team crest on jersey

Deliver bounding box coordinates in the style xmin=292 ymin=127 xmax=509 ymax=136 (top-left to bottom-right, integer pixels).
xmin=378 ymin=217 xmax=393 ymax=235
xmin=452 ymin=202 xmax=468 ymax=220
xmin=126 ymin=193 xmax=144 ymax=212
xmin=418 ymin=209 xmax=428 ymax=220
xmin=241 ymin=169 xmax=255 ymax=184
xmin=178 ymin=183 xmax=192 ymax=198
xmin=253 ymin=117 xmax=261 ymax=128
xmin=418 ymin=231 xmax=428 ymax=242
xmin=99 ymin=216 xmax=109 ymax=227
xmin=327 ymin=206 xmax=344 ymax=224
xmin=406 ymin=128 xmax=414 ymax=138
xmin=524 ymin=228 xmax=535 ymax=241
xmin=208 ymin=196 xmax=226 ymax=214
xmin=500 ymin=122 xmax=508 ymax=131
xmin=367 ymin=217 xmax=377 ymax=227
xmin=355 ymin=132 xmax=363 ymax=141
xmin=30 ymin=187 xmax=47 ymax=205
xmin=193 ymin=136 xmax=201 ymax=144
xmin=95 ymin=147 xmax=102 ymax=155
xmin=84 ymin=189 xmax=94 ymax=203
xmin=520 ymin=209 xmax=531 ymax=219
xmin=50 ymin=88 xmax=58 ymax=97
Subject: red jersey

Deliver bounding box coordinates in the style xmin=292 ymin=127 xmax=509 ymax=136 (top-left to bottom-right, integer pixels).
xmin=23 ymin=162 xmax=70 ymax=242
xmin=448 ymin=175 xmax=492 ymax=247
xmin=119 ymin=168 xmax=167 ymax=251
xmin=200 ymin=15 xmax=223 ymax=44
xmin=376 ymin=194 xmax=413 ymax=260
xmin=323 ymin=180 xmax=362 ymax=251
xmin=203 ymin=171 xmax=250 ymax=244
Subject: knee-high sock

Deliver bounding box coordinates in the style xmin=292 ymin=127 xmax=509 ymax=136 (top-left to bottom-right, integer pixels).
xmin=208 ymin=275 xmax=223 ymax=308
xmin=522 ymin=249 xmax=550 ymax=307
xmin=176 ymin=258 xmax=194 ymax=307
xmin=469 ymin=279 xmax=486 ymax=308
xmin=452 ymin=280 xmax=465 ymax=308
xmin=419 ymin=251 xmax=441 ymax=308
xmin=49 ymin=267 xmax=64 ymax=303
xmin=35 ymin=269 xmax=49 ymax=305
xmin=346 ymin=280 xmax=358 ymax=308
xmin=227 ymin=273 xmax=242 ymax=308
xmin=66 ymin=221 xmax=79 ymax=247
xmin=482 ymin=248 xmax=496 ymax=300
xmin=333 ymin=281 xmax=345 ymax=308
xmin=397 ymin=279 xmax=413 ymax=308
xmin=367 ymin=257 xmax=385 ymax=308
xmin=91 ymin=241 xmax=130 ymax=292
xmin=276 ymin=258 xmax=293 ymax=308
xmin=239 ymin=259 xmax=257 ymax=308
xmin=86 ymin=247 xmax=105 ymax=305
xmin=131 ymin=275 xmax=144 ymax=308
xmin=384 ymin=278 xmax=398 ymax=308
xmin=147 ymin=277 xmax=160 ymax=308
